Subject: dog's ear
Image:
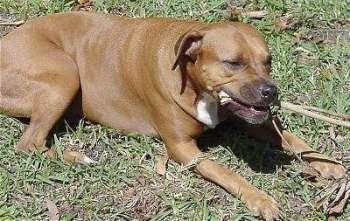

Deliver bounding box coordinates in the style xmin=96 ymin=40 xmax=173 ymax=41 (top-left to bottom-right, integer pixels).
xmin=172 ymin=30 xmax=204 ymax=70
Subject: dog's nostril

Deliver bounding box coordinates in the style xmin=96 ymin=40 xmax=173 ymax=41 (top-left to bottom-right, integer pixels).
xmin=260 ymin=84 xmax=278 ymax=99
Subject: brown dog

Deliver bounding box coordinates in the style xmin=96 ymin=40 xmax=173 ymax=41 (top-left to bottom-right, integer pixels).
xmin=0 ymin=12 xmax=346 ymax=220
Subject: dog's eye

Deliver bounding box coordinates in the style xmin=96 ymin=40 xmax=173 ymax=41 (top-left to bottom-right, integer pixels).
xmin=223 ymin=60 xmax=245 ymax=70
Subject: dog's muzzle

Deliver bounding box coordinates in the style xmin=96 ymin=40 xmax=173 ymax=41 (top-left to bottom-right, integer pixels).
xmin=217 ymin=83 xmax=278 ymax=124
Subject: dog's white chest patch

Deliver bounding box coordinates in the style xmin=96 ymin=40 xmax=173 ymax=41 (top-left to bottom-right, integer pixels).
xmin=196 ymin=93 xmax=219 ymax=128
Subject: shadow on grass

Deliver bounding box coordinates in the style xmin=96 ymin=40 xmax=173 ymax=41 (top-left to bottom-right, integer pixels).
xmin=197 ymin=120 xmax=293 ymax=174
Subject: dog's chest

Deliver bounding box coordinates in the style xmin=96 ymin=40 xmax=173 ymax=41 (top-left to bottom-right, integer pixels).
xmin=196 ymin=93 xmax=219 ymax=129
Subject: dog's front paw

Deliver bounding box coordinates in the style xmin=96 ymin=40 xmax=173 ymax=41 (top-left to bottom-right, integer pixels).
xmin=310 ymin=161 xmax=346 ymax=179
xmin=243 ymin=190 xmax=281 ymax=221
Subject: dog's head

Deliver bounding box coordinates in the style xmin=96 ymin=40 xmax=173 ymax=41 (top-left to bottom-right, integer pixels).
xmin=172 ymin=23 xmax=277 ymax=124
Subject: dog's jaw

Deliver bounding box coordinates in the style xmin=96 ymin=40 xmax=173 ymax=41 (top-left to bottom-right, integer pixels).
xmin=218 ymin=90 xmax=269 ymax=124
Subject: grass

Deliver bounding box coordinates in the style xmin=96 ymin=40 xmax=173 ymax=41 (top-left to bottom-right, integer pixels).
xmin=0 ymin=0 xmax=349 ymax=220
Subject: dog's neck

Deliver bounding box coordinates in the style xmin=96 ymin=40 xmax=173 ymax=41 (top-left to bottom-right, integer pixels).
xmin=167 ymin=50 xmax=221 ymax=129
xmin=168 ymin=70 xmax=220 ymax=129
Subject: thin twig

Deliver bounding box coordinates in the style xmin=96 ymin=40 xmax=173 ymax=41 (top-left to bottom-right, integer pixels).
xmin=226 ymin=4 xmax=268 ymax=19
xmin=271 ymin=118 xmax=303 ymax=163
xmin=180 ymin=154 xmax=212 ymax=171
xmin=241 ymin=10 xmax=268 ymax=19
xmin=281 ymin=102 xmax=350 ymax=128
xmin=0 ymin=20 xmax=25 ymax=26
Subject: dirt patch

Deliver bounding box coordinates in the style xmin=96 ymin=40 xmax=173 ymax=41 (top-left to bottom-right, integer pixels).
xmin=305 ymin=22 xmax=350 ymax=44
xmin=0 ymin=12 xmax=20 ymax=37
xmin=288 ymin=194 xmax=312 ymax=218
xmin=296 ymin=53 xmax=319 ymax=66
xmin=0 ymin=25 xmax=15 ymax=37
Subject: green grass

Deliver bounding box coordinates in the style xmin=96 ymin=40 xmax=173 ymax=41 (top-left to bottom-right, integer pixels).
xmin=0 ymin=0 xmax=349 ymax=220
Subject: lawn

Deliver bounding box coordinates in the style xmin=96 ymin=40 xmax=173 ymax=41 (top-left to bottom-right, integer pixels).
xmin=0 ymin=0 xmax=349 ymax=220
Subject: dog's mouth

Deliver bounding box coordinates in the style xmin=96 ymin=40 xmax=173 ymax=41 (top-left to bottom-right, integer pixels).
xmin=217 ymin=89 xmax=270 ymax=124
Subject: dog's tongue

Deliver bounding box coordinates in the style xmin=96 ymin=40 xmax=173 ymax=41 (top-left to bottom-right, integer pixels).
xmin=236 ymin=106 xmax=268 ymax=119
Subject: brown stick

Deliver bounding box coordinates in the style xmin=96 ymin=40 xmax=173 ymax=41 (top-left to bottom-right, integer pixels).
xmin=281 ymin=102 xmax=350 ymax=128
xmin=301 ymin=105 xmax=350 ymax=120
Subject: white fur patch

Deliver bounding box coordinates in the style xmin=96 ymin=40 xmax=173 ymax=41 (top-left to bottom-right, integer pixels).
xmin=196 ymin=92 xmax=219 ymax=128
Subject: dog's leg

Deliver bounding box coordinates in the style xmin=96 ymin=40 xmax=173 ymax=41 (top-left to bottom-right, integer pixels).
xmin=2 ymin=50 xmax=93 ymax=164
xmin=278 ymin=129 xmax=346 ymax=178
xmin=165 ymin=138 xmax=280 ymax=221
xmin=242 ymin=118 xmax=346 ymax=179
xmin=15 ymin=89 xmax=93 ymax=164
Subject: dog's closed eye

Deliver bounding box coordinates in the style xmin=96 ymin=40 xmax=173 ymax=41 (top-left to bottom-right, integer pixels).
xmin=223 ymin=60 xmax=245 ymax=71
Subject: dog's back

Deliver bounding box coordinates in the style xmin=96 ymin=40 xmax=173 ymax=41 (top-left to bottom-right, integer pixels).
xmin=0 ymin=12 xmax=202 ymax=132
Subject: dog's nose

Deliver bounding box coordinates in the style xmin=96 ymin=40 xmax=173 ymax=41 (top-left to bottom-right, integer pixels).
xmin=259 ymin=84 xmax=278 ymax=102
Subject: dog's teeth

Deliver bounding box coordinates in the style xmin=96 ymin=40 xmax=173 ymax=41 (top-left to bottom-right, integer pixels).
xmin=218 ymin=90 xmax=230 ymax=99
xmin=221 ymin=97 xmax=231 ymax=102
xmin=220 ymin=97 xmax=232 ymax=104
xmin=218 ymin=90 xmax=232 ymax=104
